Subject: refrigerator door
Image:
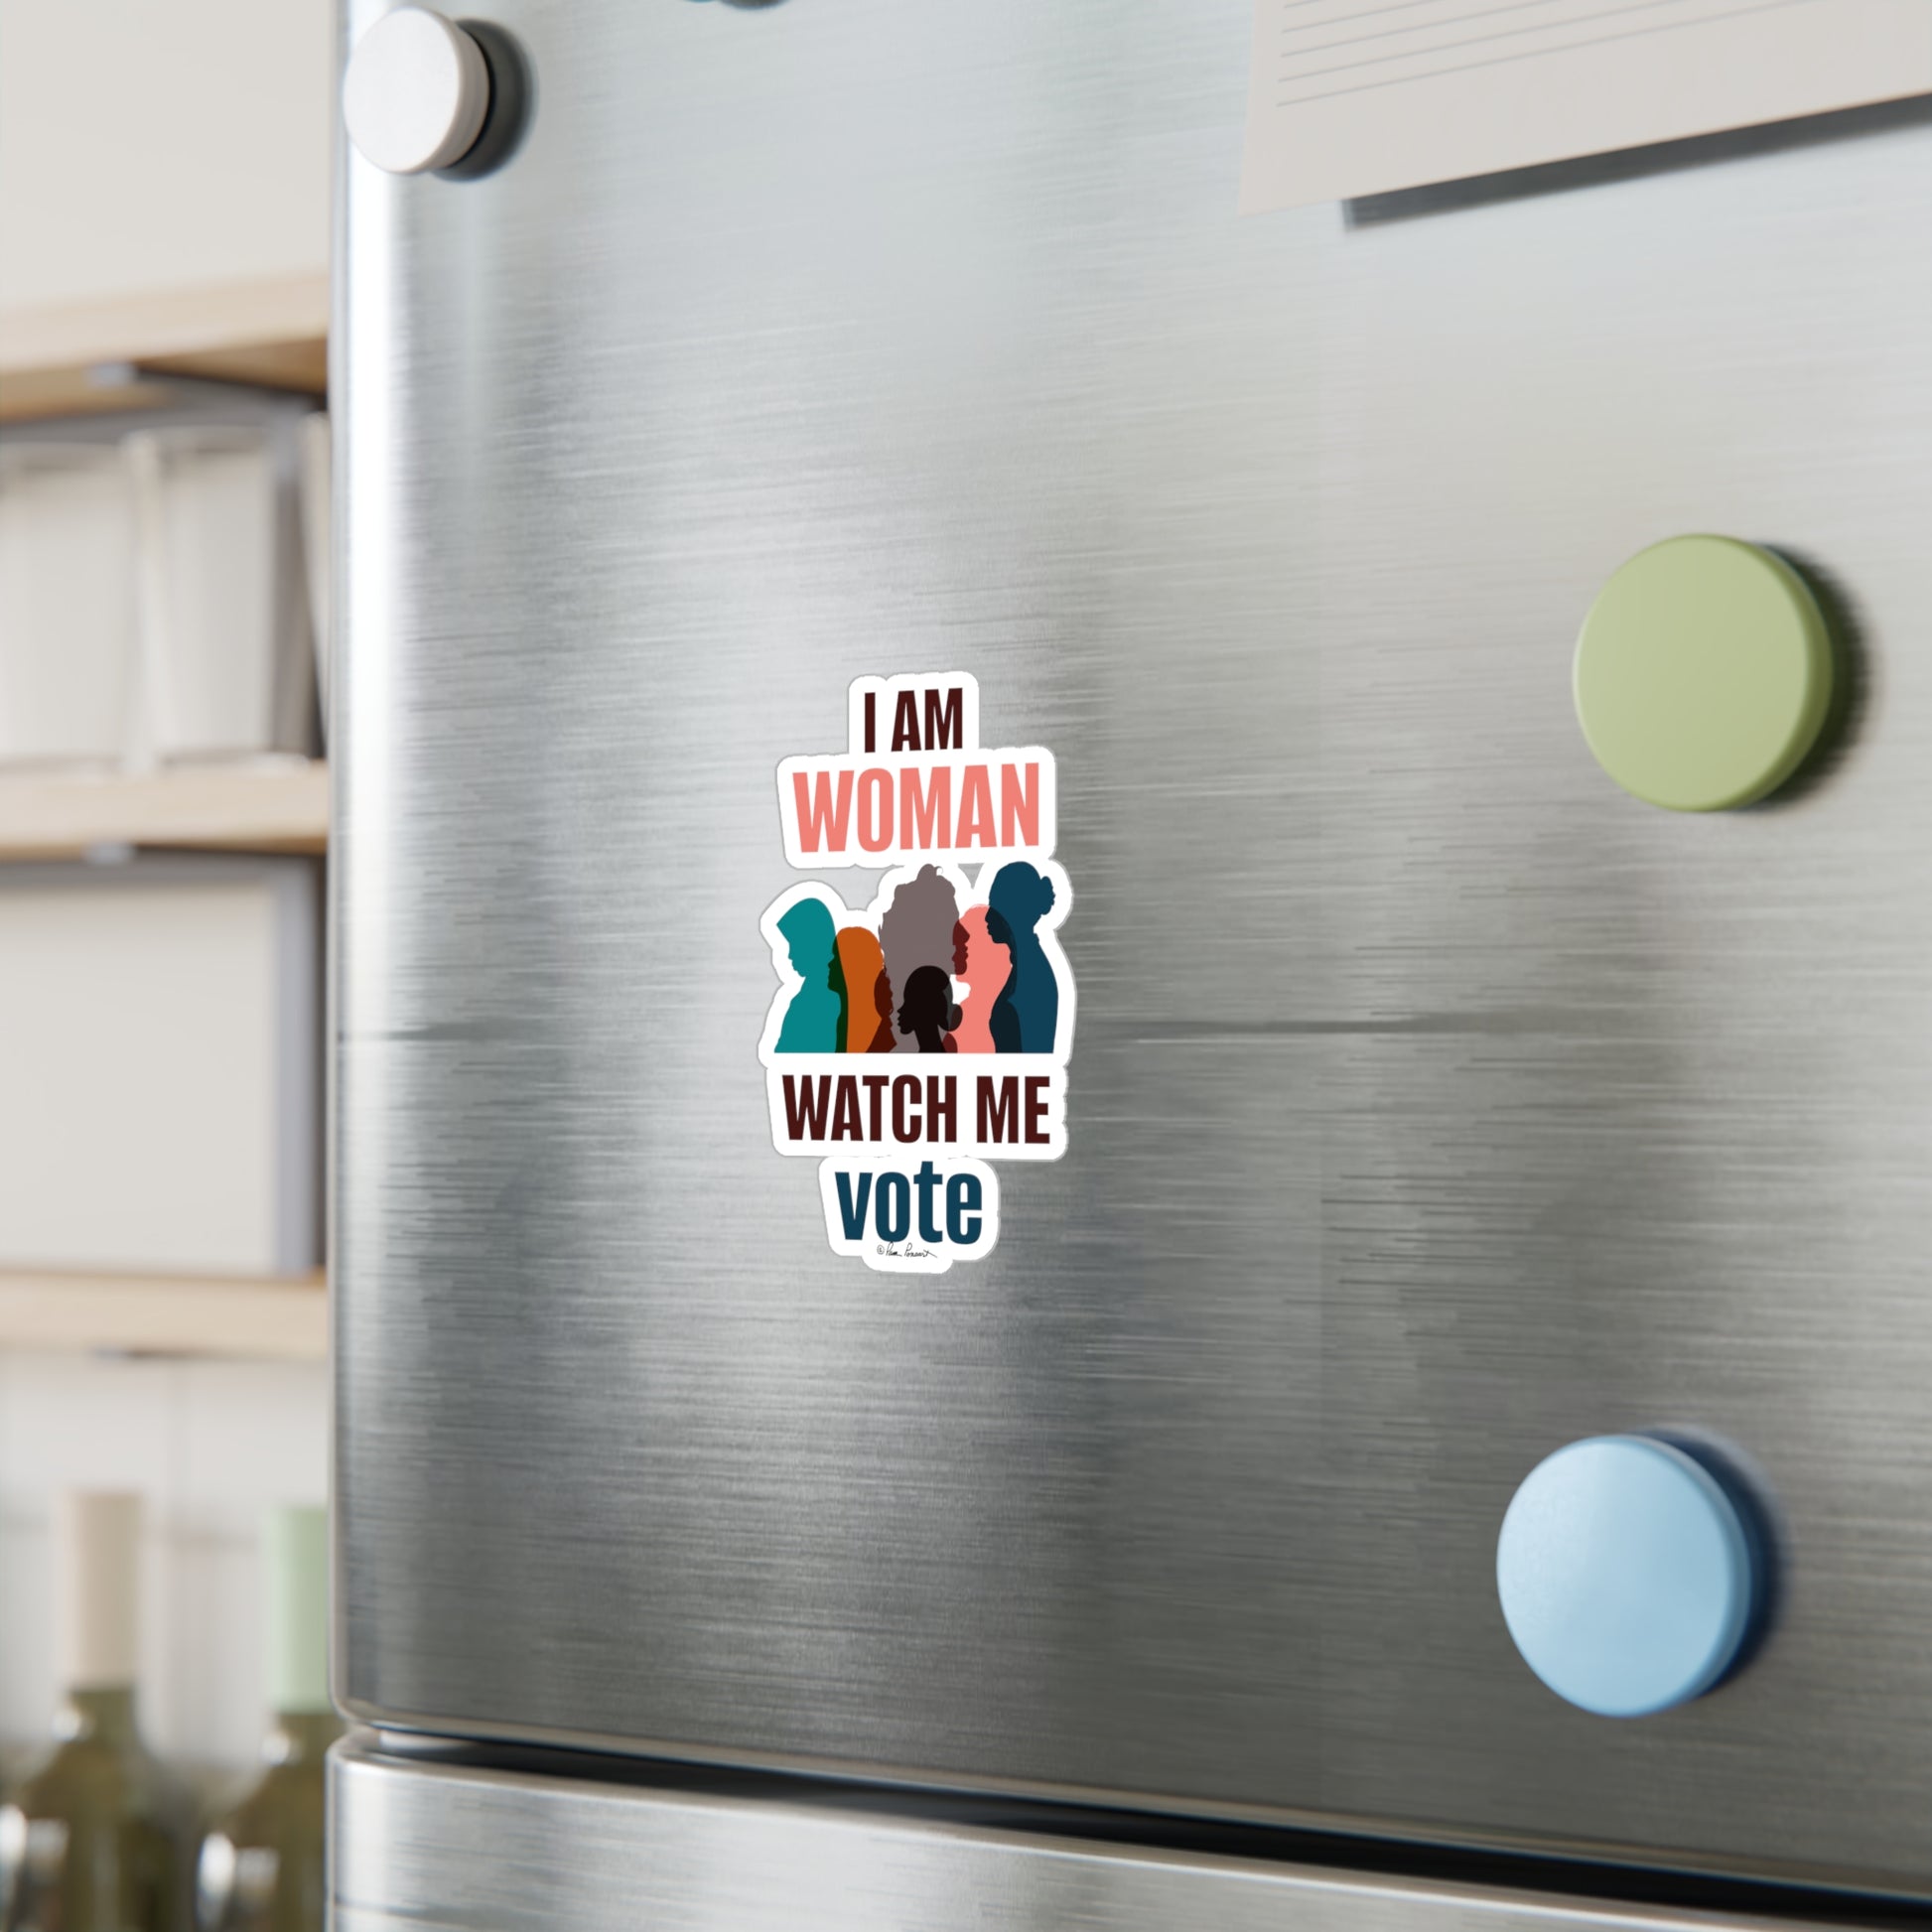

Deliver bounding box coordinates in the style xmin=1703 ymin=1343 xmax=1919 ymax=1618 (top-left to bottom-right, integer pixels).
xmin=330 ymin=1743 xmax=1875 ymax=1932
xmin=336 ymin=0 xmax=1932 ymax=1896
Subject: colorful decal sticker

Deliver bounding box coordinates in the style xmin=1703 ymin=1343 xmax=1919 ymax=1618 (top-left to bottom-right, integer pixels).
xmin=759 ymin=672 xmax=1074 ymax=1273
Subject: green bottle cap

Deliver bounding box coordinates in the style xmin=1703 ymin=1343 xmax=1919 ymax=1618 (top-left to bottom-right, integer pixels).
xmin=1574 ymin=535 xmax=1833 ymax=811
xmin=264 ymin=1504 xmax=331 ymax=1716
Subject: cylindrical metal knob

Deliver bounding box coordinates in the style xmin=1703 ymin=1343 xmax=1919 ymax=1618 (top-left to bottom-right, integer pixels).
xmin=344 ymin=8 xmax=491 ymax=177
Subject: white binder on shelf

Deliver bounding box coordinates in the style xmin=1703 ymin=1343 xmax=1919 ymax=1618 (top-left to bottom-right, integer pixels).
xmin=0 ymin=856 xmax=321 ymax=1277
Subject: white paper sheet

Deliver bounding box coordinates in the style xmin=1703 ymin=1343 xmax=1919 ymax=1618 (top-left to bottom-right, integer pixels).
xmin=1240 ymin=0 xmax=1932 ymax=212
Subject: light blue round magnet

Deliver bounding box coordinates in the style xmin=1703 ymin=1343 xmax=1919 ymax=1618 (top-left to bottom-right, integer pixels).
xmin=1495 ymin=1435 xmax=1757 ymax=1719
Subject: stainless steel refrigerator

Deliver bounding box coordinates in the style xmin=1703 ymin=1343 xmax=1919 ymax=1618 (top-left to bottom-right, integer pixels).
xmin=329 ymin=2 xmax=1932 ymax=1926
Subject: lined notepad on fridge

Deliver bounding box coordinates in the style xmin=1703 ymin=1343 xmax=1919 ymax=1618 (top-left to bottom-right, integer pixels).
xmin=1241 ymin=0 xmax=1932 ymax=211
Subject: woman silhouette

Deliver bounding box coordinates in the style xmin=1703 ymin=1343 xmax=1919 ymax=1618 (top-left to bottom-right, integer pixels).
xmin=834 ymin=927 xmax=895 ymax=1053
xmin=879 ymin=865 xmax=959 ymax=1051
xmin=985 ymin=862 xmax=1058 ymax=1054
xmin=774 ymin=898 xmax=843 ymax=1052
xmin=946 ymin=907 xmax=1009 ymax=1054
xmin=897 ymin=964 xmax=961 ymax=1054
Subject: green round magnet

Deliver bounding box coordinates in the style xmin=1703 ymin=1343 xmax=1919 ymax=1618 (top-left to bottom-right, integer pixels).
xmin=1574 ymin=535 xmax=1834 ymax=811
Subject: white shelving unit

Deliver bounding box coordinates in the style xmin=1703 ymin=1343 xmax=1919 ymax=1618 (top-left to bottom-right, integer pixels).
xmin=0 ymin=0 xmax=336 ymax=1769
xmin=0 ymin=281 xmax=333 ymax=1362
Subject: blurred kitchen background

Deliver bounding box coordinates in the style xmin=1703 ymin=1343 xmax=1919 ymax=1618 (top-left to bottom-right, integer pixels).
xmin=0 ymin=0 xmax=336 ymax=1916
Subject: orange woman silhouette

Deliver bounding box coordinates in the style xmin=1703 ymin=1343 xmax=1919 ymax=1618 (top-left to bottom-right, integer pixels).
xmin=945 ymin=906 xmax=1009 ymax=1054
xmin=835 ymin=927 xmax=897 ymax=1054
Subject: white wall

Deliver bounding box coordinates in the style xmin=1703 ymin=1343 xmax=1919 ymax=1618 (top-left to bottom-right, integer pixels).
xmin=0 ymin=0 xmax=333 ymax=316
xmin=0 ymin=1350 xmax=329 ymax=1768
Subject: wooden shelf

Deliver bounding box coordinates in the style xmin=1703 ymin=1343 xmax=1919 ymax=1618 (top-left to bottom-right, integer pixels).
xmin=0 ymin=761 xmax=329 ymax=860
xmin=0 ymin=273 xmax=328 ymax=423
xmin=0 ymin=1269 xmax=327 ymax=1362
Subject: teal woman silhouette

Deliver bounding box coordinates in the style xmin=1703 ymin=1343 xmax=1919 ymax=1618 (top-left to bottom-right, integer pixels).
xmin=986 ymin=862 xmax=1057 ymax=1053
xmin=774 ymin=898 xmax=844 ymax=1052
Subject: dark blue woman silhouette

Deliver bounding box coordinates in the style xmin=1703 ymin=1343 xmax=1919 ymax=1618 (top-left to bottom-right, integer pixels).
xmin=985 ymin=862 xmax=1057 ymax=1054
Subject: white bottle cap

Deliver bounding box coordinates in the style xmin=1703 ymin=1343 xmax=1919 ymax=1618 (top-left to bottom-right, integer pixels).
xmin=55 ymin=1490 xmax=141 ymax=1692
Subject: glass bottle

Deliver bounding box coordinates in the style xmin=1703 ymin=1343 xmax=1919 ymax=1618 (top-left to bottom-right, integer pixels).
xmin=195 ymin=1508 xmax=338 ymax=1932
xmin=1 ymin=1490 xmax=188 ymax=1931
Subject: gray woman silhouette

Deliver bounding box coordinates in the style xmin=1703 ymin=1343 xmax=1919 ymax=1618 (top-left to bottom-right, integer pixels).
xmin=986 ymin=862 xmax=1057 ymax=1054
xmin=774 ymin=897 xmax=843 ymax=1052
xmin=878 ymin=864 xmax=960 ymax=1052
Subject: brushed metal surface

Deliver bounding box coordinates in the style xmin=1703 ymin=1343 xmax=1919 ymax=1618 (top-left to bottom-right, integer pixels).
xmin=328 ymin=1742 xmax=1879 ymax=1932
xmin=336 ymin=0 xmax=1932 ymax=1894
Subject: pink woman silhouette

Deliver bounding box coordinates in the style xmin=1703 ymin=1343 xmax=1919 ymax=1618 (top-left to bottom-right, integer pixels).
xmin=945 ymin=905 xmax=1010 ymax=1054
